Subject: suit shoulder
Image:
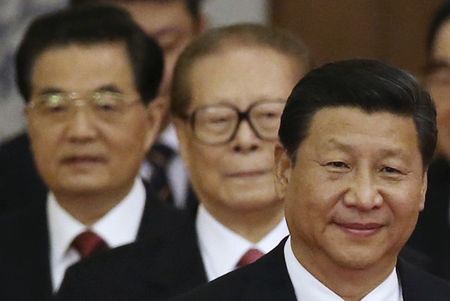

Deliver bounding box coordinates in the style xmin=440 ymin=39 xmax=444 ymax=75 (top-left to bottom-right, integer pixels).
xmin=58 ymin=216 xmax=203 ymax=301
xmin=0 ymin=201 xmax=45 ymax=236
xmin=171 ymin=241 xmax=290 ymax=301
xmin=0 ymin=132 xmax=31 ymax=162
xmin=399 ymin=258 xmax=450 ymax=300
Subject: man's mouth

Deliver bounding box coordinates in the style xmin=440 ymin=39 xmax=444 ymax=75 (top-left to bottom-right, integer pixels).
xmin=61 ymin=155 xmax=106 ymax=166
xmin=334 ymin=222 xmax=384 ymax=237
xmin=224 ymin=169 xmax=271 ymax=178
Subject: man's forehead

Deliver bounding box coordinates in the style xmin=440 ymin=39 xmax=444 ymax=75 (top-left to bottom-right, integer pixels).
xmin=305 ymin=106 xmax=417 ymax=146
xmin=35 ymin=41 xmax=128 ymax=64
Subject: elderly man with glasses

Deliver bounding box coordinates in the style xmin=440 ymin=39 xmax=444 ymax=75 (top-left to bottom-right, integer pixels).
xmin=57 ymin=23 xmax=310 ymax=301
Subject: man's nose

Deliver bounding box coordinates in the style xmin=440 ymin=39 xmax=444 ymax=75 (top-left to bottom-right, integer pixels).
xmin=231 ymin=120 xmax=260 ymax=153
xmin=343 ymin=171 xmax=383 ymax=211
xmin=65 ymin=106 xmax=98 ymax=142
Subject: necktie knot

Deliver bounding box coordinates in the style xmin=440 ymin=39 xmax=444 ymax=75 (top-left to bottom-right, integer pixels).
xmin=71 ymin=231 xmax=108 ymax=259
xmin=236 ymin=248 xmax=264 ymax=268
xmin=148 ymin=143 xmax=176 ymax=169
xmin=147 ymin=143 xmax=176 ymax=203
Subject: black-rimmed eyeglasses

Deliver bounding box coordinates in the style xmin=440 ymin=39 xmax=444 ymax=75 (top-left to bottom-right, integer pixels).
xmin=181 ymin=100 xmax=285 ymax=145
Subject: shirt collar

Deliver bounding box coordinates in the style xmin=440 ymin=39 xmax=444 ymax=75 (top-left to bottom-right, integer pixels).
xmin=284 ymin=237 xmax=403 ymax=301
xmin=48 ymin=178 xmax=146 ymax=266
xmin=196 ymin=205 xmax=288 ymax=281
xmin=158 ymin=124 xmax=179 ymax=151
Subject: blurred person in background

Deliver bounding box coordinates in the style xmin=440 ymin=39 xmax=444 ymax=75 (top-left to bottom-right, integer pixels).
xmin=0 ymin=0 xmax=205 ymax=214
xmin=407 ymin=0 xmax=450 ymax=281
xmin=71 ymin=0 xmax=206 ymax=211
xmin=0 ymin=5 xmax=186 ymax=300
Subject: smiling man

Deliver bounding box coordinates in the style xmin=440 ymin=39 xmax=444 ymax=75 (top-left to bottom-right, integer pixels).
xmin=171 ymin=60 xmax=450 ymax=300
xmin=0 ymin=5 xmax=186 ymax=301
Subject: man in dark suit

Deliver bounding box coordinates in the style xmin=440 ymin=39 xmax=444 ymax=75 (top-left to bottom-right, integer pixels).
xmin=0 ymin=5 xmax=186 ymax=300
xmin=171 ymin=60 xmax=450 ymax=300
xmin=0 ymin=0 xmax=205 ymax=213
xmin=56 ymin=23 xmax=311 ymax=301
xmin=407 ymin=1 xmax=450 ymax=280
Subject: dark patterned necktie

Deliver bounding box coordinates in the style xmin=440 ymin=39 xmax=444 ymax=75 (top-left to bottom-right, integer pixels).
xmin=147 ymin=143 xmax=175 ymax=204
xmin=71 ymin=231 xmax=109 ymax=259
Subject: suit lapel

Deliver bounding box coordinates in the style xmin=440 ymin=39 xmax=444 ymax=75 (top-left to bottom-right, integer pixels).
xmin=141 ymin=217 xmax=208 ymax=298
xmin=398 ymin=258 xmax=447 ymax=301
xmin=136 ymin=183 xmax=178 ymax=240
xmin=127 ymin=185 xmax=207 ymax=299
xmin=241 ymin=238 xmax=297 ymax=301
xmin=0 ymin=200 xmax=53 ymax=300
xmin=33 ymin=201 xmax=54 ymax=299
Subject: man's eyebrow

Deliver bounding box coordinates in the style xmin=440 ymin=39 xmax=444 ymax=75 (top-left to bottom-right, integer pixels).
xmin=323 ymin=138 xmax=410 ymax=158
xmin=35 ymin=87 xmax=64 ymax=95
xmin=322 ymin=138 xmax=353 ymax=152
xmin=95 ymin=85 xmax=123 ymax=94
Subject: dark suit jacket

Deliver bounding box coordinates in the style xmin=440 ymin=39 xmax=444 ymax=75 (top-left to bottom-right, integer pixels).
xmin=0 ymin=187 xmax=186 ymax=301
xmin=172 ymin=238 xmax=450 ymax=301
xmin=57 ymin=214 xmax=207 ymax=301
xmin=407 ymin=157 xmax=450 ymax=279
xmin=0 ymin=132 xmax=47 ymax=214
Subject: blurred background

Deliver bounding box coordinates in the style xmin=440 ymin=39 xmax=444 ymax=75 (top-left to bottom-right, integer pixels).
xmin=0 ymin=0 xmax=443 ymax=141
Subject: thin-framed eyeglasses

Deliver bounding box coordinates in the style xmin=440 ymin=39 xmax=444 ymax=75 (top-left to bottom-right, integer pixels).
xmin=26 ymin=90 xmax=142 ymax=124
xmin=182 ymin=100 xmax=286 ymax=145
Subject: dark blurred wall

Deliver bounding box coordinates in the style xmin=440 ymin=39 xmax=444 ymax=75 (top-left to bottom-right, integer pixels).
xmin=271 ymin=0 xmax=443 ymax=77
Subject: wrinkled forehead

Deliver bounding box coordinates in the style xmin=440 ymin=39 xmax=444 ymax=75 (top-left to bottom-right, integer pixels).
xmin=186 ymin=46 xmax=297 ymax=110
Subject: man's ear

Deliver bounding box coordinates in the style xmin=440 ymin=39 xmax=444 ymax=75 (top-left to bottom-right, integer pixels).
xmin=419 ymin=169 xmax=428 ymax=211
xmin=274 ymin=143 xmax=292 ymax=200
xmin=143 ymin=98 xmax=165 ymax=152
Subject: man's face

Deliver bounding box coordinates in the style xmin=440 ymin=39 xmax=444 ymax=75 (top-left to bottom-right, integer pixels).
xmin=116 ymin=0 xmax=200 ymax=101
xmin=26 ymin=43 xmax=161 ymax=202
xmin=427 ymin=19 xmax=450 ymax=160
xmin=175 ymin=46 xmax=302 ymax=218
xmin=275 ymin=107 xmax=427 ymax=275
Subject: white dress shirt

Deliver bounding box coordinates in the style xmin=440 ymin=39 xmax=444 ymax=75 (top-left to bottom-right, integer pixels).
xmin=47 ymin=178 xmax=146 ymax=291
xmin=196 ymin=205 xmax=289 ymax=281
xmin=140 ymin=124 xmax=189 ymax=208
xmin=284 ymin=237 xmax=403 ymax=301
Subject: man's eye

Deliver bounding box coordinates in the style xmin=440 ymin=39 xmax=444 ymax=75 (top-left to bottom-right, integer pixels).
xmin=257 ymin=111 xmax=279 ymax=119
xmin=96 ymin=103 xmax=117 ymax=112
xmin=40 ymin=99 xmax=68 ymax=113
xmin=94 ymin=95 xmax=120 ymax=112
xmin=45 ymin=104 xmax=68 ymax=113
xmin=326 ymin=161 xmax=349 ymax=169
xmin=381 ymin=166 xmax=402 ymax=174
xmin=208 ymin=116 xmax=231 ymax=124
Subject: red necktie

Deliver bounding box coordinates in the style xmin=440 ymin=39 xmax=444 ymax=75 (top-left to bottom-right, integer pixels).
xmin=71 ymin=231 xmax=109 ymax=259
xmin=236 ymin=248 xmax=265 ymax=268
